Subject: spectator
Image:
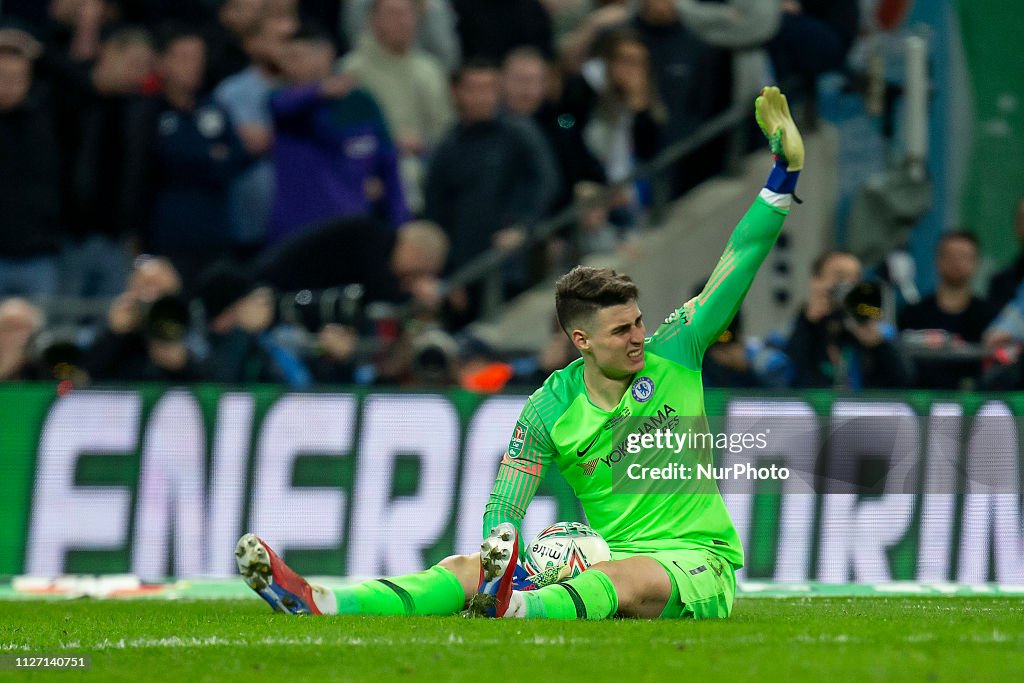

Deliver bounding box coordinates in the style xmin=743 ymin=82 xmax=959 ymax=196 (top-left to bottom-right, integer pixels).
xmin=266 ymin=218 xmax=461 ymax=384
xmin=52 ymin=26 xmax=155 ymax=297
xmin=571 ymin=181 xmax=634 ymax=259
xmin=785 ymin=249 xmax=914 ymax=389
xmin=136 ymin=293 xmax=209 ymax=381
xmin=768 ymin=0 xmax=859 ymax=92
xmin=0 ymin=30 xmax=63 ymax=297
xmin=501 ymin=46 xmax=605 ymax=210
xmin=899 ymin=232 xmax=994 ymax=390
xmin=452 ymin=0 xmax=554 ymax=63
xmin=87 ymin=289 xmax=207 ymax=383
xmin=983 ymin=279 xmax=1024 ymax=351
xmin=500 ymin=45 xmax=549 ymax=120
xmin=253 ymin=217 xmax=469 ymax=329
xmin=508 ymin=314 xmax=577 ymax=387
xmin=558 ymin=1 xmax=629 ymax=75
xmin=194 ymin=261 xmax=313 ymax=387
xmin=0 ymin=297 xmax=45 ymax=380
xmin=631 ymin=0 xmax=733 ymax=192
xmin=269 ymin=24 xmax=408 ymax=242
xmin=253 ymin=216 xmax=402 ymax=302
xmin=673 ymin=0 xmax=780 ymax=48
xmin=145 ymin=25 xmax=250 ymax=283
xmin=214 ymin=12 xmax=298 ymax=252
xmin=339 ymin=0 xmax=454 ymax=213
xmin=672 ymin=0 xmax=782 ymax=127
xmin=40 ymin=0 xmax=109 ymax=62
xmin=307 ymin=320 xmax=362 ymax=385
xmin=204 ymin=0 xmax=265 ymax=89
xmin=986 ymin=198 xmax=1024 ymax=313
xmin=539 ymin=0 xmax=602 ymax=44
xmin=457 ymin=335 xmax=514 ymax=392
xmin=701 ymin=310 xmax=789 ymax=389
xmin=976 ymin=268 xmax=1024 ymax=389
xmin=899 ymin=232 xmax=995 ymax=343
xmin=83 ymin=255 xmax=184 ymax=382
xmin=387 ymin=221 xmax=468 ymax=327
xmin=577 ymin=28 xmax=664 ymax=220
xmin=424 ymin=59 xmax=559 ymax=275
xmin=343 ymin=0 xmax=460 ymax=73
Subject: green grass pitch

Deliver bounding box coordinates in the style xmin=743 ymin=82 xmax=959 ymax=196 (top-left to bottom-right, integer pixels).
xmin=1 ymin=597 xmax=1022 ymax=681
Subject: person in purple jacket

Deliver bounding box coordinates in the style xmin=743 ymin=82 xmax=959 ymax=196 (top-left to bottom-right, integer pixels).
xmin=268 ymin=23 xmax=409 ymax=243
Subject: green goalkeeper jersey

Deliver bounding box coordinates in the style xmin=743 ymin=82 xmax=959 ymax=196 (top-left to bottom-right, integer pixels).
xmin=483 ymin=194 xmax=790 ymax=568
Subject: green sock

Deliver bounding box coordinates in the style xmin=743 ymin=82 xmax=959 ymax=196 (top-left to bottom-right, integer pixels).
xmin=519 ymin=570 xmax=618 ymax=620
xmin=332 ymin=565 xmax=466 ymax=616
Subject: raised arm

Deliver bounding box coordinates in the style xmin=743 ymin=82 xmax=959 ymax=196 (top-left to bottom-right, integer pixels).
xmin=647 ymin=87 xmax=805 ymax=369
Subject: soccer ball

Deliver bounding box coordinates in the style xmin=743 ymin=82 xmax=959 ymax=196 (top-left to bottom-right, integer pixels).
xmin=521 ymin=522 xmax=610 ymax=588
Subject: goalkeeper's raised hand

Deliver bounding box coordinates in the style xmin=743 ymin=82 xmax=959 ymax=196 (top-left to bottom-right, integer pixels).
xmin=756 ymin=87 xmax=803 ymax=199
xmin=756 ymin=86 xmax=804 ymax=171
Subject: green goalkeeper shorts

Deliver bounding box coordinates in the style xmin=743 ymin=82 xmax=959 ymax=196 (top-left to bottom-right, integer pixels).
xmin=611 ymin=548 xmax=736 ymax=620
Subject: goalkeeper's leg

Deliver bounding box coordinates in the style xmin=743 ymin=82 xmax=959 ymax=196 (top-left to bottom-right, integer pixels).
xmin=500 ymin=557 xmax=671 ymax=620
xmin=506 ymin=551 xmax=735 ymax=620
xmin=469 ymin=526 xmax=734 ymax=620
xmin=236 ymin=533 xmax=477 ymax=616
xmin=468 ymin=524 xmax=669 ymax=620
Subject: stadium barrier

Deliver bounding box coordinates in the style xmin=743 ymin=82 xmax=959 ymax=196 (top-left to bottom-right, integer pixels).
xmin=1 ymin=385 xmax=1021 ymax=583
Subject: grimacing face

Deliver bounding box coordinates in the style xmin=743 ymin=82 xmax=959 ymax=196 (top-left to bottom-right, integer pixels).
xmin=572 ymin=301 xmax=646 ymax=380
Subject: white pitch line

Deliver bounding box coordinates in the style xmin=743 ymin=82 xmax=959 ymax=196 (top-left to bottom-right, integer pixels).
xmin=3 ymin=631 xmax=1023 ymax=652
xmin=0 ymin=635 xmax=638 ymax=651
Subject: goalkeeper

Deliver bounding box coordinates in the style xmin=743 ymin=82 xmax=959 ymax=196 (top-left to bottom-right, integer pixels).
xmin=235 ymin=86 xmax=804 ymax=621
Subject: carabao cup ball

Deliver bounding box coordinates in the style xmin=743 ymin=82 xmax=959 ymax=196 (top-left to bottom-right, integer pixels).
xmin=522 ymin=522 xmax=611 ymax=588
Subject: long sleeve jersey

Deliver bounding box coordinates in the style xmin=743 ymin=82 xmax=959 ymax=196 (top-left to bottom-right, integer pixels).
xmin=483 ymin=191 xmax=791 ymax=567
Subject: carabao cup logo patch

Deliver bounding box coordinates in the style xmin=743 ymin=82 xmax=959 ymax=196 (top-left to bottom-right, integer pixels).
xmin=631 ymin=376 xmax=654 ymax=403
xmin=508 ymin=420 xmax=529 ymax=458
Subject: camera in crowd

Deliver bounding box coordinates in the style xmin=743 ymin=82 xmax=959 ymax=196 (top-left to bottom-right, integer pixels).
xmin=830 ymin=281 xmax=883 ymax=322
xmin=26 ymin=328 xmax=86 ymax=383
xmin=409 ymin=328 xmax=460 ymax=385
xmin=142 ymin=295 xmax=190 ymax=343
xmin=276 ymin=285 xmax=367 ymax=333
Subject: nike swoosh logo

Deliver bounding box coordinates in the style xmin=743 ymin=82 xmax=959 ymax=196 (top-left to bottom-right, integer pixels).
xmin=576 ymin=434 xmax=599 ymax=457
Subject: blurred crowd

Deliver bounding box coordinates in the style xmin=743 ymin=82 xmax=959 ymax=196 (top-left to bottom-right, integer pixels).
xmin=0 ymin=0 xmax=867 ymax=390
xmin=704 ymin=200 xmax=1024 ymax=392
xmin=11 ymin=0 xmax=1015 ymax=394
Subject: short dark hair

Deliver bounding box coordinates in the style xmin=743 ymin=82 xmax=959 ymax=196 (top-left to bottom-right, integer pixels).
xmin=811 ymin=249 xmax=857 ymax=277
xmin=101 ymin=26 xmax=154 ymax=52
xmin=154 ymin=22 xmax=203 ymax=54
xmin=290 ymin=22 xmax=335 ymax=48
xmin=453 ymin=57 xmax=499 ymax=85
xmin=502 ymin=45 xmax=547 ymax=70
xmin=555 ymin=266 xmax=639 ymax=334
xmin=937 ymin=230 xmax=978 ymax=253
